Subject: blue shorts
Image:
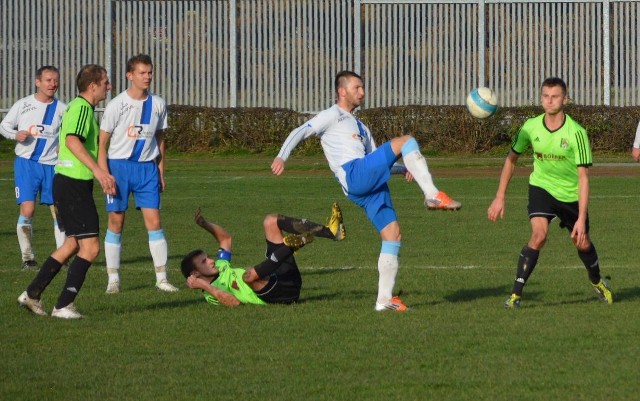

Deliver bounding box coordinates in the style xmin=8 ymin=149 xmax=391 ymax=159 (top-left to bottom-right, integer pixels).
xmin=106 ymin=159 xmax=161 ymax=212
xmin=343 ymin=142 xmax=399 ymax=232
xmin=14 ymin=157 xmax=55 ymax=205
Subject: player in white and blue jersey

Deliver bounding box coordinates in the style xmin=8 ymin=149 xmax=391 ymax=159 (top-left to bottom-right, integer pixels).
xmin=0 ymin=66 xmax=67 ymax=270
xmin=98 ymin=54 xmax=178 ymax=293
xmin=272 ymin=71 xmax=461 ymax=312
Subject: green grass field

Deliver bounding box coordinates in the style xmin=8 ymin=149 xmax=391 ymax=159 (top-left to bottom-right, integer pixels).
xmin=1 ymin=154 xmax=639 ymax=401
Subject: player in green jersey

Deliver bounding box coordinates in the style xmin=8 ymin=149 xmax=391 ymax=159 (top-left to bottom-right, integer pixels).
xmin=487 ymin=77 xmax=612 ymax=308
xmin=180 ymin=204 xmax=345 ymax=307
xmin=17 ymin=65 xmax=116 ymax=319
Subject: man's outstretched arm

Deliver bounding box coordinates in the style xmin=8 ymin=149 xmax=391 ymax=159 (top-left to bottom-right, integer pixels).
xmin=194 ymin=207 xmax=232 ymax=251
xmin=186 ymin=275 xmax=240 ymax=307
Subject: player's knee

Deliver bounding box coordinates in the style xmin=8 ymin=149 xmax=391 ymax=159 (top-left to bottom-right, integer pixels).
xmin=576 ymin=240 xmax=592 ymax=253
xmin=263 ymin=214 xmax=278 ymax=230
xmin=528 ymin=234 xmax=547 ymax=249
xmin=79 ymin=239 xmax=100 ymax=261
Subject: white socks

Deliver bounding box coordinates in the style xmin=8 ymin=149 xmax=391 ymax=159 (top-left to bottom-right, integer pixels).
xmin=105 ymin=229 xmax=170 ymax=284
xmin=105 ymin=230 xmax=122 ymax=284
xmin=17 ymin=215 xmax=34 ymax=262
xmin=149 ymin=229 xmax=168 ymax=282
xmin=377 ymin=241 xmax=401 ymax=305
xmin=401 ymin=138 xmax=439 ymax=199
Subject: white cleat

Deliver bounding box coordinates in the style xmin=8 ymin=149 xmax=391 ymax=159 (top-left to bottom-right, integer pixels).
xmin=105 ymin=281 xmax=120 ymax=294
xmin=17 ymin=291 xmax=47 ymax=316
xmin=156 ymin=279 xmax=179 ymax=292
xmin=52 ymin=303 xmax=83 ymax=319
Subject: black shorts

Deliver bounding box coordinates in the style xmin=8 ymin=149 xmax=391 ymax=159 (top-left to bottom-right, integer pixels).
xmin=54 ymin=174 xmax=99 ymax=239
xmin=255 ymin=241 xmax=302 ymax=304
xmin=528 ymin=185 xmax=589 ymax=233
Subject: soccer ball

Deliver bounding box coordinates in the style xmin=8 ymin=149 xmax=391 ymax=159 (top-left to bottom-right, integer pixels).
xmin=466 ymin=87 xmax=498 ymax=119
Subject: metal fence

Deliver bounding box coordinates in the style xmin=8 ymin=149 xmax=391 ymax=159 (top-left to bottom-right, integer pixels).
xmin=1 ymin=0 xmax=639 ymax=116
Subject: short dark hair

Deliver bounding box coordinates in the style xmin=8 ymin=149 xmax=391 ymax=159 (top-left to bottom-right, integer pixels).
xmin=335 ymin=70 xmax=362 ymax=94
xmin=76 ymin=64 xmax=107 ymax=92
xmin=541 ymin=77 xmax=567 ymax=95
xmin=181 ymin=249 xmax=205 ymax=278
xmin=126 ymin=54 xmax=153 ymax=73
xmin=36 ymin=66 xmax=59 ymax=80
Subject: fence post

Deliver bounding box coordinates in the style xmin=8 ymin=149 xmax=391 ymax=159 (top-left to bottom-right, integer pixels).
xmin=478 ymin=0 xmax=486 ymax=87
xmin=354 ymin=0 xmax=362 ymax=74
xmin=603 ymin=0 xmax=611 ymax=106
xmin=105 ymin=0 xmax=113 ymax=102
xmin=230 ymin=0 xmax=237 ymax=107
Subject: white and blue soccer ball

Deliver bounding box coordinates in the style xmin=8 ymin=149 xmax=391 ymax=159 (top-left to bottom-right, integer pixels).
xmin=466 ymin=87 xmax=498 ymax=119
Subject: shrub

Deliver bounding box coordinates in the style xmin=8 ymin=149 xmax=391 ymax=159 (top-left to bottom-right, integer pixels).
xmin=158 ymin=105 xmax=640 ymax=154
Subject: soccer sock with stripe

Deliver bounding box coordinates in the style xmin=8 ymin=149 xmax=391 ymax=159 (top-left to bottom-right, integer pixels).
xmin=377 ymin=241 xmax=401 ymax=305
xmin=276 ymin=215 xmax=334 ymax=239
xmin=511 ymin=245 xmax=540 ymax=296
xmin=254 ymin=244 xmax=293 ymax=278
xmin=578 ymin=244 xmax=601 ymax=285
xmin=55 ymin=256 xmax=91 ymax=309
xmin=17 ymin=215 xmax=34 ymax=262
xmin=149 ymin=229 xmax=169 ymax=282
xmin=53 ymin=220 xmax=66 ymax=249
xmin=27 ymin=256 xmax=63 ymax=299
xmin=105 ymin=230 xmax=122 ymax=284
xmin=401 ymin=137 xmax=439 ymax=199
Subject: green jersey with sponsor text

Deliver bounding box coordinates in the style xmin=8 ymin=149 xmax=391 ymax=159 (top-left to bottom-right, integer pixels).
xmin=511 ymin=113 xmax=592 ymax=202
xmin=203 ymin=259 xmax=266 ymax=306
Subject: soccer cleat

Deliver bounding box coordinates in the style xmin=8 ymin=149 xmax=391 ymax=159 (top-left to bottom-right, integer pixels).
xmin=156 ymin=279 xmax=179 ymax=292
xmin=283 ymin=233 xmax=315 ymax=251
xmin=326 ymin=202 xmax=346 ymax=241
xmin=105 ymin=281 xmax=120 ymax=294
xmin=592 ymin=279 xmax=613 ymax=304
xmin=52 ymin=303 xmax=82 ymax=319
xmin=425 ymin=191 xmax=462 ymax=211
xmin=504 ymin=293 xmax=521 ymax=309
xmin=374 ymin=296 xmax=410 ymax=312
xmin=21 ymin=260 xmax=39 ymax=270
xmin=17 ymin=291 xmax=47 ymax=316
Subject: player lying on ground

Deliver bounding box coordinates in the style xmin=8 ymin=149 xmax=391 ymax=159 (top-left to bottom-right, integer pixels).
xmin=180 ymin=204 xmax=345 ymax=307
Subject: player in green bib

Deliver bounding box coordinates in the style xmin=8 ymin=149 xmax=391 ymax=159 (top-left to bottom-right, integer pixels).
xmin=18 ymin=65 xmax=116 ymax=319
xmin=181 ymin=204 xmax=345 ymax=306
xmin=488 ymin=77 xmax=612 ymax=308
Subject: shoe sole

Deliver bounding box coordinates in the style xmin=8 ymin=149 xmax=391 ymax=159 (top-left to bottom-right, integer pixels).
xmin=156 ymin=286 xmax=179 ymax=292
xmin=333 ymin=224 xmax=346 ymax=241
xmin=427 ymin=205 xmax=462 ymax=211
xmin=52 ymin=312 xmax=82 ymax=319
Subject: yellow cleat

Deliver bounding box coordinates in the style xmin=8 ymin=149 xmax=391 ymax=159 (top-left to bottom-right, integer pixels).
xmin=592 ymin=279 xmax=613 ymax=304
xmin=326 ymin=202 xmax=346 ymax=241
xmin=504 ymin=293 xmax=521 ymax=309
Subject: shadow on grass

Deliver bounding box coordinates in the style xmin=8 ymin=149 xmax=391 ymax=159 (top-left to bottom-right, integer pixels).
xmin=302 ymin=267 xmax=357 ymax=276
xmin=144 ymin=298 xmax=203 ymax=310
xmin=443 ymin=285 xmax=513 ymax=303
xmin=611 ymin=286 xmax=640 ymax=302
